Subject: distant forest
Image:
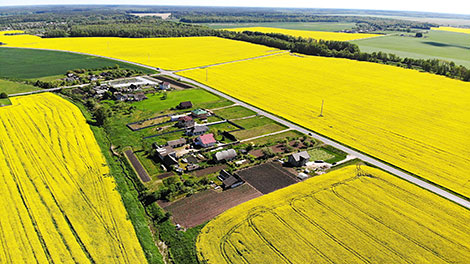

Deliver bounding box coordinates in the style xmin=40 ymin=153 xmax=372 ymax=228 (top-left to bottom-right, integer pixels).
xmin=0 ymin=5 xmax=469 ymax=81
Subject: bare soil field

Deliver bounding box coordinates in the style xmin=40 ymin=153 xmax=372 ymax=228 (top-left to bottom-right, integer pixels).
xmin=237 ymin=162 xmax=299 ymax=194
xmin=192 ymin=164 xmax=227 ymax=177
xmin=124 ymin=149 xmax=151 ymax=182
xmin=162 ymin=184 xmax=262 ymax=227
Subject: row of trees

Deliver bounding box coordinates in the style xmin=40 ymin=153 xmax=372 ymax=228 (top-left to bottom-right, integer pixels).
xmin=40 ymin=20 xmax=470 ymax=82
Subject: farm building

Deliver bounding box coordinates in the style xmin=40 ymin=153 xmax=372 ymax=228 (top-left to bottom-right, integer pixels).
xmin=215 ymin=149 xmax=237 ymax=162
xmin=194 ymin=133 xmax=216 ymax=148
xmin=128 ymin=92 xmax=148 ymax=102
xmin=191 ymin=108 xmax=208 ymax=119
xmin=178 ymin=101 xmax=193 ymax=109
xmin=288 ymin=151 xmax=311 ymax=167
xmin=218 ymin=170 xmax=244 ymax=189
xmin=167 ymin=138 xmax=187 ymax=148
xmin=186 ymin=125 xmax=208 ymax=136
xmin=155 ymin=146 xmax=176 ymax=160
xmin=178 ymin=115 xmax=195 ymax=128
xmin=155 ymin=145 xmax=178 ymax=169
xmin=160 ymin=82 xmax=171 ymax=90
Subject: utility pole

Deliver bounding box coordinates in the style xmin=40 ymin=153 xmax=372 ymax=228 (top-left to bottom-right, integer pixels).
xmin=319 ymin=99 xmax=324 ymax=117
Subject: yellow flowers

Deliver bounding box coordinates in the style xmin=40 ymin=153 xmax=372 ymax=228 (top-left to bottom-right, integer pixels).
xmin=432 ymin=26 xmax=470 ymax=34
xmin=0 ymin=33 xmax=277 ymax=70
xmin=198 ymin=165 xmax=470 ymax=263
xmin=0 ymin=93 xmax=146 ymax=263
xmin=225 ymin=27 xmax=382 ymax=41
xmin=180 ymin=52 xmax=470 ymax=198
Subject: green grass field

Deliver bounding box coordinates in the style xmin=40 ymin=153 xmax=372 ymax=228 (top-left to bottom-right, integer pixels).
xmin=207 ymin=22 xmax=356 ymax=32
xmin=133 ymin=89 xmax=222 ymax=113
xmin=308 ymin=148 xmax=335 ymax=161
xmin=352 ymin=30 xmax=470 ymax=67
xmin=0 ymin=98 xmax=11 ymax=106
xmin=231 ymin=116 xmax=287 ymax=140
xmin=0 ymin=47 xmax=156 ymax=80
xmin=0 ymin=78 xmax=37 ymax=95
xmin=212 ymin=105 xmax=256 ymax=119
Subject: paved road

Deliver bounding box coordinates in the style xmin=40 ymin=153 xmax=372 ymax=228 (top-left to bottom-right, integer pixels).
xmin=167 ymin=71 xmax=470 ymax=210
xmin=5 ymin=46 xmax=469 ymax=209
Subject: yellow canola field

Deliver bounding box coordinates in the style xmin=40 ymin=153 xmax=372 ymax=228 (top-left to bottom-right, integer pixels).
xmin=0 ymin=32 xmax=278 ymax=70
xmin=225 ymin=27 xmax=382 ymax=41
xmin=180 ymin=53 xmax=470 ymax=198
xmin=432 ymin=26 xmax=470 ymax=34
xmin=0 ymin=93 xmax=147 ymax=263
xmin=198 ymin=165 xmax=470 ymax=263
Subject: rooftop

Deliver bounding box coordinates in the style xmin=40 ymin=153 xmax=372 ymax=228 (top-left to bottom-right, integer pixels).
xmin=197 ymin=133 xmax=216 ymax=145
xmin=290 ymin=151 xmax=310 ymax=162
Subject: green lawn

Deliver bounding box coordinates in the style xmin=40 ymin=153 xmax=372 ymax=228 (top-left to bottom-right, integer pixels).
xmin=132 ymin=89 xmax=221 ymax=113
xmin=0 ymin=79 xmax=37 ymax=95
xmin=308 ymin=148 xmax=335 ymax=161
xmin=212 ymin=105 xmax=256 ymax=119
xmin=0 ymin=97 xmax=11 ymax=106
xmin=207 ymin=22 xmax=356 ymax=32
xmin=0 ymin=47 xmax=156 ymax=80
xmin=352 ymin=30 xmax=470 ymax=67
xmin=232 ymin=123 xmax=287 ymax=140
xmin=234 ymin=115 xmax=278 ymax=129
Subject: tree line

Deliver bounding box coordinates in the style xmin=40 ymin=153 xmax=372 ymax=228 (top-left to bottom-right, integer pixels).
xmin=39 ymin=20 xmax=470 ymax=82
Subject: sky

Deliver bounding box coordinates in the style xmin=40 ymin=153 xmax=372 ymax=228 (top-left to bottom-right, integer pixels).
xmin=0 ymin=0 xmax=470 ymax=16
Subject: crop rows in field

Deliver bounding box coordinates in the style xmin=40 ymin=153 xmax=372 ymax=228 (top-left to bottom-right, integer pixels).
xmin=198 ymin=166 xmax=470 ymax=263
xmin=0 ymin=93 xmax=146 ymax=263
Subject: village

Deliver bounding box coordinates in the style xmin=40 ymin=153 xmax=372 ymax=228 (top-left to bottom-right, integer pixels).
xmin=84 ymin=73 xmax=358 ymax=230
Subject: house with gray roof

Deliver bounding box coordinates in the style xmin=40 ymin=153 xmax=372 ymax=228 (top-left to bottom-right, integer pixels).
xmin=288 ymin=151 xmax=310 ymax=167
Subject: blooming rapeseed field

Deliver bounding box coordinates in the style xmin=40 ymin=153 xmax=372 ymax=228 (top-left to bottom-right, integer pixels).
xmin=225 ymin=27 xmax=382 ymax=41
xmin=0 ymin=93 xmax=147 ymax=263
xmin=432 ymin=26 xmax=470 ymax=34
xmin=198 ymin=165 xmax=470 ymax=263
xmin=0 ymin=32 xmax=278 ymax=70
xmin=180 ymin=53 xmax=470 ymax=198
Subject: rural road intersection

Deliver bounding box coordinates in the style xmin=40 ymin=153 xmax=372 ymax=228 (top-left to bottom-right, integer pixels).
xmin=7 ymin=47 xmax=470 ymax=210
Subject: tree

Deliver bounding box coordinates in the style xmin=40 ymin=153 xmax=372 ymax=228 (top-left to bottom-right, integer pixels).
xmin=93 ymin=105 xmax=111 ymax=126
xmin=0 ymin=92 xmax=8 ymax=99
xmin=415 ymin=32 xmax=423 ymax=38
xmin=262 ymin=147 xmax=275 ymax=158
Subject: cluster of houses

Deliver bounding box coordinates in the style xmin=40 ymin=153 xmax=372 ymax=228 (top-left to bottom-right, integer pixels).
xmin=92 ymin=83 xmax=149 ymax=102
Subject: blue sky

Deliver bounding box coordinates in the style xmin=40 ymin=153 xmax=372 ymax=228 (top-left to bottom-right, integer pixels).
xmin=0 ymin=0 xmax=469 ymax=15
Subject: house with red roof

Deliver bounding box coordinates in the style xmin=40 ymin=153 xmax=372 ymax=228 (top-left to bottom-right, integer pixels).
xmin=194 ymin=133 xmax=216 ymax=148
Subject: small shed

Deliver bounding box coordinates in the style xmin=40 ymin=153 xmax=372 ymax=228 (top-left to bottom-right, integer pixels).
xmin=178 ymin=101 xmax=193 ymax=109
